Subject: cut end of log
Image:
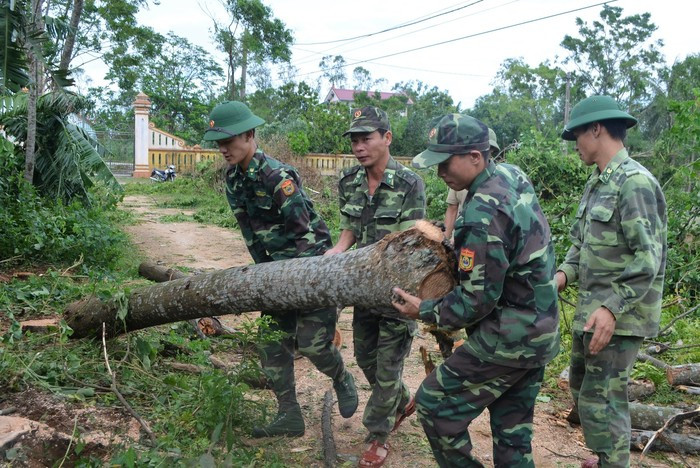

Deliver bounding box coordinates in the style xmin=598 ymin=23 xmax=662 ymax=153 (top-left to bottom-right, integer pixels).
xmin=413 ymin=220 xmax=444 ymax=242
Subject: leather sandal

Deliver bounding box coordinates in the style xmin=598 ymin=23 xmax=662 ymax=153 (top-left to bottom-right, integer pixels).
xmin=392 ymin=396 xmax=415 ymax=431
xmin=580 ymin=457 xmax=600 ymax=468
xmin=359 ymin=440 xmax=390 ymax=467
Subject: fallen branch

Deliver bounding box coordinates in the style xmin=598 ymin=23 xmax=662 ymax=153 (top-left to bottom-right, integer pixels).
xmin=102 ymin=323 xmax=156 ymax=446
xmin=321 ymin=389 xmax=337 ymax=468
xmin=637 ymin=353 xmax=669 ymax=370
xmin=419 ymin=345 xmax=436 ymax=376
xmin=659 ymin=304 xmax=700 ymax=336
xmin=677 ymin=385 xmax=700 ymax=395
xmin=638 ymin=407 xmax=700 ymax=458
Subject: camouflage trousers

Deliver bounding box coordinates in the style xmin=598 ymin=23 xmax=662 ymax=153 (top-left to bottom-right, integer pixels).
xmin=570 ymin=331 xmax=643 ymax=468
xmin=416 ymin=346 xmax=545 ymax=468
xmin=353 ymin=307 xmax=416 ymax=442
xmin=259 ymin=307 xmax=345 ymax=410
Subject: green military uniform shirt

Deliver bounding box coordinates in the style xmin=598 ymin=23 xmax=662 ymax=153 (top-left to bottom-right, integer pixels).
xmin=338 ymin=157 xmax=426 ymax=248
xmin=558 ymin=149 xmax=667 ymax=337
xmin=225 ymin=150 xmax=331 ymax=263
xmin=419 ymin=162 xmax=560 ymax=369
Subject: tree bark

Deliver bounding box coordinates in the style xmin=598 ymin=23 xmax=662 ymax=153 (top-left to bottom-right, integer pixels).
xmin=566 ymin=402 xmax=692 ymax=431
xmin=628 ymin=403 xmax=687 ymax=431
xmin=24 ymin=0 xmax=45 ymax=183
xmin=666 ymin=363 xmax=700 ymax=386
xmin=58 ymin=0 xmax=84 ymax=72
xmin=65 ymin=221 xmax=456 ymax=339
xmin=631 ymin=430 xmax=700 ymax=454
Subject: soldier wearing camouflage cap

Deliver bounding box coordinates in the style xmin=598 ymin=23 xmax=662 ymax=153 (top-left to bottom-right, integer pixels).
xmin=555 ymin=96 xmax=667 ymax=468
xmin=325 ymin=105 xmax=425 ymax=467
xmin=393 ymin=113 xmax=560 ymax=467
xmin=204 ymin=101 xmax=358 ymax=438
xmin=443 ymin=127 xmax=500 ymax=242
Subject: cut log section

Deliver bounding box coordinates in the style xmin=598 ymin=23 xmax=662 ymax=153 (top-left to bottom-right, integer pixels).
xmin=631 ymin=430 xmax=700 ymax=454
xmin=65 ymin=221 xmax=456 ymax=339
xmin=666 ymin=363 xmax=700 ymax=386
xmin=566 ymin=403 xmax=695 ymax=431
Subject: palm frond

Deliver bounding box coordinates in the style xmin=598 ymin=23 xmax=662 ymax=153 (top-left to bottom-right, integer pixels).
xmin=0 ymin=0 xmax=30 ymax=93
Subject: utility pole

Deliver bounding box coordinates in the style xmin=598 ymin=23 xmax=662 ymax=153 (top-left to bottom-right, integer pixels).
xmin=562 ymin=72 xmax=571 ymax=155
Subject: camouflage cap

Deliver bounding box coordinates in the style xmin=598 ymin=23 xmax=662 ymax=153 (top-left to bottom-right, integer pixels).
xmin=561 ymin=95 xmax=637 ymax=141
xmin=342 ymin=106 xmax=391 ymax=137
xmin=412 ymin=114 xmax=490 ymax=169
xmin=203 ymin=101 xmax=265 ymax=141
xmin=488 ymin=128 xmax=500 ymax=152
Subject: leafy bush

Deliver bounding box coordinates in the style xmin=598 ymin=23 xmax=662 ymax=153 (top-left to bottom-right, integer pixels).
xmin=0 ymin=140 xmax=128 ymax=271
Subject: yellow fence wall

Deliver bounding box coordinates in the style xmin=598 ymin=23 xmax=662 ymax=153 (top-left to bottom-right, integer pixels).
xmin=149 ymin=150 xmax=414 ymax=177
xmin=148 ymin=149 xmax=220 ymax=173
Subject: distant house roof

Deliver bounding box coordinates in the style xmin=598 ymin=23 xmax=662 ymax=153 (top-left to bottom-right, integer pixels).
xmin=323 ymin=86 xmax=414 ymax=105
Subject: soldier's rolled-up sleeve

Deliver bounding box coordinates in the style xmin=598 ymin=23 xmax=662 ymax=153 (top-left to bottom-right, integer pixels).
xmin=601 ymin=175 xmax=666 ymax=316
xmin=418 ymin=211 xmax=510 ymax=329
xmin=398 ymin=178 xmax=426 ymax=230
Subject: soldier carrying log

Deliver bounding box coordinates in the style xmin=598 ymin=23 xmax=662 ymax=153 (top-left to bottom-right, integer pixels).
xmin=393 ymin=113 xmax=560 ymax=467
xmin=202 ymin=100 xmax=358 ymax=438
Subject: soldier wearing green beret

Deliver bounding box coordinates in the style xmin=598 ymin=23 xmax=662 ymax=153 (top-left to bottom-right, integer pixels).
xmin=556 ymin=96 xmax=667 ymax=468
xmin=204 ymin=101 xmax=358 ymax=438
xmin=393 ymin=113 xmax=559 ymax=467
xmin=325 ymin=106 xmax=425 ymax=467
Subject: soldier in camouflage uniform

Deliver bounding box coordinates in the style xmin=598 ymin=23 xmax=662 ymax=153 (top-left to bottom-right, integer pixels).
xmin=393 ymin=113 xmax=560 ymax=468
xmin=203 ymin=101 xmax=358 ymax=438
xmin=555 ymin=96 xmax=667 ymax=468
xmin=324 ymin=106 xmax=425 ymax=467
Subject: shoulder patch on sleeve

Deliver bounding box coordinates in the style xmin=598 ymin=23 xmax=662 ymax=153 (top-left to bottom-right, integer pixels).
xmin=281 ymin=179 xmax=296 ymax=196
xmin=459 ymin=247 xmax=475 ymax=272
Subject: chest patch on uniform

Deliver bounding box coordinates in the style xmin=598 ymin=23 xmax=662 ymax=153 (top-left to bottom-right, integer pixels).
xmin=459 ymin=247 xmax=475 ymax=272
xmin=281 ymin=179 xmax=295 ymax=196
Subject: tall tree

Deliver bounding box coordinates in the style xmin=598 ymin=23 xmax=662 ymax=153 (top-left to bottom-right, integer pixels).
xmin=210 ymin=0 xmax=293 ymax=100
xmin=319 ymin=54 xmax=347 ymax=88
xmin=560 ymin=5 xmax=664 ymax=111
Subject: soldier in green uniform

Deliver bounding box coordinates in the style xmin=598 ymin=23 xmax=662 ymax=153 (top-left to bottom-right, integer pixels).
xmin=555 ymin=96 xmax=667 ymax=468
xmin=203 ymin=101 xmax=358 ymax=438
xmin=324 ymin=106 xmax=425 ymax=467
xmin=393 ymin=113 xmax=560 ymax=467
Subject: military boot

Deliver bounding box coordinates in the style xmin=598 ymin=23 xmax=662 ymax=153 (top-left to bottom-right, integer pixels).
xmin=334 ymin=371 xmax=358 ymax=418
xmin=251 ymin=407 xmax=305 ymax=438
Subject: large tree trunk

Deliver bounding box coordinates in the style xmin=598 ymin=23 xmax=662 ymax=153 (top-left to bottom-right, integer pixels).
xmin=65 ymin=222 xmax=455 ymax=339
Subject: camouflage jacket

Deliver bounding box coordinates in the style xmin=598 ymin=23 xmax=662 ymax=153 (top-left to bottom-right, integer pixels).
xmin=338 ymin=157 xmax=426 ymax=248
xmin=419 ymin=162 xmax=560 ymax=368
xmin=225 ymin=150 xmax=332 ymax=263
xmin=558 ymin=149 xmax=667 ymax=337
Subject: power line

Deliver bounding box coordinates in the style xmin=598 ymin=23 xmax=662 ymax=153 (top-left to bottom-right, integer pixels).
xmin=293 ymin=0 xmax=618 ymax=80
xmin=290 ymin=0 xmax=521 ymax=69
xmin=295 ymin=0 xmax=484 ymax=46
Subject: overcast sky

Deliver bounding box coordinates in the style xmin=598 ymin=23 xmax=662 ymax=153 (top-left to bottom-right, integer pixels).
xmin=78 ymin=0 xmax=699 ymax=109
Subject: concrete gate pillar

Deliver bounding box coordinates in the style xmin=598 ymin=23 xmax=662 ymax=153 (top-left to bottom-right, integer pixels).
xmin=132 ymin=92 xmax=152 ymax=178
